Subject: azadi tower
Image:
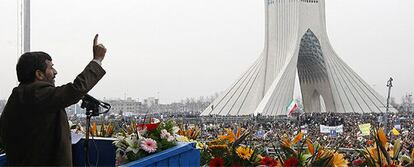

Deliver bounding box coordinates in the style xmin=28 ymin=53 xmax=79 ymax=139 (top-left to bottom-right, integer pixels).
xmin=201 ymin=0 xmax=396 ymax=116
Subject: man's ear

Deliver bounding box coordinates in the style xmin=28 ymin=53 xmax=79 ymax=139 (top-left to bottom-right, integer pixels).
xmin=35 ymin=70 xmax=45 ymax=81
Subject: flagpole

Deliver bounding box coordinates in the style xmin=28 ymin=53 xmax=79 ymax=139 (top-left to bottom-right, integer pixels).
xmin=18 ymin=0 xmax=30 ymax=55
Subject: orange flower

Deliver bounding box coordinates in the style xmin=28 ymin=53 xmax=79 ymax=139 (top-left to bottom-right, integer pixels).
xmin=236 ymin=128 xmax=241 ymax=138
xmin=218 ymin=128 xmax=242 ymax=143
xmin=178 ymin=128 xmax=200 ymax=139
xmin=377 ymin=128 xmax=387 ymax=146
xmin=106 ymin=123 xmax=113 ymax=136
xmin=367 ymin=146 xmax=387 ymax=164
xmin=257 ymin=154 xmax=265 ymax=160
xmin=306 ymin=138 xmax=314 ymax=155
xmin=331 ymin=152 xmax=348 ymax=167
xmin=91 ymin=122 xmax=97 ymax=136
xmin=411 ymin=148 xmax=414 ymax=159
xmin=292 ymin=132 xmax=304 ymax=145
xmin=316 ymin=149 xmax=325 ymax=160
xmin=208 ymin=144 xmax=228 ymax=150
xmin=281 ymin=136 xmax=291 ymax=148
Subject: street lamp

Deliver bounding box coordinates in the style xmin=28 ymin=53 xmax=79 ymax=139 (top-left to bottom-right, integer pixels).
xmin=384 ymin=77 xmax=393 ymax=134
xmin=408 ymin=93 xmax=413 ymax=112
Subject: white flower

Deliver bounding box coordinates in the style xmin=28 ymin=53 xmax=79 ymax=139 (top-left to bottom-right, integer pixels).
xmin=68 ymin=120 xmax=74 ymax=128
xmin=172 ymin=126 xmax=180 ymax=134
xmin=160 ymin=129 xmax=171 ymax=139
xmin=115 ymin=151 xmax=127 ymax=162
xmin=116 ymin=134 xmax=125 ymax=141
xmin=167 ymin=135 xmax=175 ymax=142
xmin=125 ymin=134 xmax=138 ymax=147
xmin=151 ymin=118 xmax=160 ymax=123
xmin=124 ymin=134 xmax=140 ymax=154
xmin=125 ymin=146 xmax=139 ymax=154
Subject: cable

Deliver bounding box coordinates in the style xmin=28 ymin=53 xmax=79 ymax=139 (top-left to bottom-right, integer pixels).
xmin=91 ymin=133 xmax=99 ymax=167
xmin=85 ymin=119 xmax=92 ymax=167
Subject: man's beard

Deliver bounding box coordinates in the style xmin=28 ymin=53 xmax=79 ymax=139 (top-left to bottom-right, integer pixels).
xmin=44 ymin=76 xmax=55 ymax=86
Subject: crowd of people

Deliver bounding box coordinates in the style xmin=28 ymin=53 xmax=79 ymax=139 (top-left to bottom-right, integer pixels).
xmin=192 ymin=111 xmax=414 ymax=163
xmin=68 ymin=110 xmax=414 ymax=164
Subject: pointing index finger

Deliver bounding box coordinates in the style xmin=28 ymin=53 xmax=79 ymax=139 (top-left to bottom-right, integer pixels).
xmin=93 ymin=34 xmax=99 ymax=46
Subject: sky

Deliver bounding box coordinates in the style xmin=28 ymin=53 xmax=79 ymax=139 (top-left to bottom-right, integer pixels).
xmin=0 ymin=0 xmax=413 ymax=104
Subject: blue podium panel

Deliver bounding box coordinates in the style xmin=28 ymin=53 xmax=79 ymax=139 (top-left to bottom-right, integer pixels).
xmin=0 ymin=154 xmax=6 ymax=166
xmin=0 ymin=141 xmax=199 ymax=167
xmin=122 ymin=142 xmax=200 ymax=167
xmin=72 ymin=137 xmax=116 ymax=166
xmin=0 ymin=138 xmax=116 ymax=167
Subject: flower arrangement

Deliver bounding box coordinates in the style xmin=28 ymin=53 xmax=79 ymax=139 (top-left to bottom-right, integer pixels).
xmin=89 ymin=122 xmax=114 ymax=137
xmin=355 ymin=127 xmax=414 ymax=167
xmin=113 ymin=119 xmax=179 ymax=165
xmin=137 ymin=118 xmax=161 ymax=131
xmin=200 ymin=127 xmax=264 ymax=166
xmin=69 ymin=121 xmax=115 ymax=137
xmin=175 ymin=126 xmax=206 ymax=150
xmin=277 ymin=132 xmax=348 ymax=167
xmin=177 ymin=126 xmax=201 ymax=140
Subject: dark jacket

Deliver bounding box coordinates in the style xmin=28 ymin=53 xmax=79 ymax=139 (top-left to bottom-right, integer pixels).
xmin=0 ymin=61 xmax=105 ymax=166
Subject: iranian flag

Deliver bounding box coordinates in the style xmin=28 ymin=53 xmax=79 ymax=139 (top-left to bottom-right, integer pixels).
xmin=287 ymin=99 xmax=298 ymax=116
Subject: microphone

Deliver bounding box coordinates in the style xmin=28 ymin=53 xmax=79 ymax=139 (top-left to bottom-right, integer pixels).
xmin=83 ymin=94 xmax=101 ymax=104
xmin=81 ymin=94 xmax=111 ymax=116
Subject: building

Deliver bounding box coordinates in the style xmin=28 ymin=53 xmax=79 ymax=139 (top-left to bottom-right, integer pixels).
xmin=105 ymin=97 xmax=143 ymax=115
xmin=143 ymin=97 xmax=159 ymax=107
xmin=201 ymin=0 xmax=397 ymax=116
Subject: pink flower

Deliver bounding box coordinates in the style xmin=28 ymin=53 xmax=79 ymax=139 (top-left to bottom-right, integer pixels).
xmin=140 ymin=138 xmax=157 ymax=153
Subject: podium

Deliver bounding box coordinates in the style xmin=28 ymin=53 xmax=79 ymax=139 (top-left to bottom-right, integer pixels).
xmin=0 ymin=154 xmax=5 ymax=166
xmin=72 ymin=137 xmax=116 ymax=166
xmin=122 ymin=142 xmax=200 ymax=167
xmin=0 ymin=141 xmax=199 ymax=167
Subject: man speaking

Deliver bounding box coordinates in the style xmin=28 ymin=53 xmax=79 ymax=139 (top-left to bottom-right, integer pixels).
xmin=0 ymin=34 xmax=107 ymax=166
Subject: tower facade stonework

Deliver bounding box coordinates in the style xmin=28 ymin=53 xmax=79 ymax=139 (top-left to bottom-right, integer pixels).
xmin=201 ymin=0 xmax=396 ymax=116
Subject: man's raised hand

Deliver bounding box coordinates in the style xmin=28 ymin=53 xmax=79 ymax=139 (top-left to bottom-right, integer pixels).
xmin=93 ymin=34 xmax=106 ymax=62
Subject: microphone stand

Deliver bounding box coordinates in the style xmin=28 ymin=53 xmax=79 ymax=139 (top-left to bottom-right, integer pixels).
xmin=84 ymin=110 xmax=92 ymax=167
xmin=81 ymin=95 xmax=111 ymax=167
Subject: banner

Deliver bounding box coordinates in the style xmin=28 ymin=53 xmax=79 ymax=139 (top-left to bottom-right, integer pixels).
xmin=329 ymin=130 xmax=338 ymax=137
xmin=394 ymin=124 xmax=401 ymax=130
xmin=392 ymin=128 xmax=400 ymax=136
xmin=320 ymin=125 xmax=343 ymax=134
xmin=300 ymin=125 xmax=308 ymax=134
xmin=358 ymin=123 xmax=371 ymax=136
xmin=256 ymin=130 xmax=265 ymax=138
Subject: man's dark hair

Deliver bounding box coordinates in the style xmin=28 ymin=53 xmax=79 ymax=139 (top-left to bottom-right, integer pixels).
xmin=16 ymin=51 xmax=52 ymax=84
